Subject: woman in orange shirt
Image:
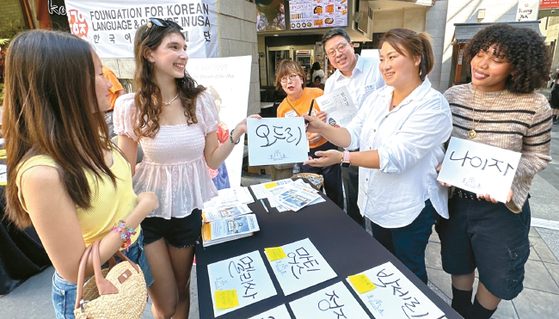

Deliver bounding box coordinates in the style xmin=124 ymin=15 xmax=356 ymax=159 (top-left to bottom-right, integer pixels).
xmin=275 ymin=59 xmax=343 ymax=208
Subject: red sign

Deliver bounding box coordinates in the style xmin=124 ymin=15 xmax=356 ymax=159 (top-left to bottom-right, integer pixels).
xmin=541 ymin=0 xmax=559 ymax=9
xmin=67 ymin=9 xmax=89 ymax=38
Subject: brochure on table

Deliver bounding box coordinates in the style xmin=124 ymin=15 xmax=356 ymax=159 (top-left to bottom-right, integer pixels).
xmin=315 ymin=86 xmax=357 ymax=127
xmin=264 ymin=238 xmax=337 ymax=296
xmin=207 ymin=250 xmax=277 ymax=317
xmin=437 ymin=137 xmax=521 ymax=203
xmin=250 ymin=178 xmax=294 ymax=200
xmin=289 ymin=282 xmax=369 ymax=319
xmin=202 ymin=214 xmax=260 ymax=247
xmin=247 ymin=304 xmax=291 ymax=319
xmin=203 ymin=204 xmax=252 ymax=223
xmin=204 ymin=186 xmax=254 ymax=210
xmin=346 ymin=261 xmax=445 ymax=319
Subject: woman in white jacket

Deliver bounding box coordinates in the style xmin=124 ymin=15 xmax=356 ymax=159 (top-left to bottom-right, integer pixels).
xmin=304 ymin=28 xmax=452 ymax=284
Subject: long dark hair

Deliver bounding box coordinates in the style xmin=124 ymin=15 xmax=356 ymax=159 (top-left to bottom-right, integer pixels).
xmin=2 ymin=30 xmax=115 ymax=229
xmin=133 ymin=21 xmax=205 ymax=139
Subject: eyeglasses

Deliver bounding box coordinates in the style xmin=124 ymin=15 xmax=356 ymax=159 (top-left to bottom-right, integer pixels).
xmin=280 ymin=74 xmax=300 ymax=84
xmin=143 ymin=18 xmax=183 ymax=40
xmin=327 ymin=42 xmax=349 ymax=58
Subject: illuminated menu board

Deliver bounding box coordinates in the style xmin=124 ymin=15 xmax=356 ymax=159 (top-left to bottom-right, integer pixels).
xmin=289 ymin=0 xmax=348 ymax=30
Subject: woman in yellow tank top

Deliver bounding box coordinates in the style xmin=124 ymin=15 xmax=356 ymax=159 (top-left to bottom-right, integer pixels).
xmin=2 ymin=30 xmax=159 ymax=319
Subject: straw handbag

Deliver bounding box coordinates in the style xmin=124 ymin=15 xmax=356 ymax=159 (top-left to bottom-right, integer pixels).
xmin=74 ymin=241 xmax=147 ymax=319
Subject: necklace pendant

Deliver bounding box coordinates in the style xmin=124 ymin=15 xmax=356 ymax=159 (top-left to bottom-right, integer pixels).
xmin=468 ymin=129 xmax=476 ymax=139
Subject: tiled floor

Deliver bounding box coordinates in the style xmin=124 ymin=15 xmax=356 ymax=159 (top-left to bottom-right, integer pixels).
xmin=425 ymin=227 xmax=559 ymax=319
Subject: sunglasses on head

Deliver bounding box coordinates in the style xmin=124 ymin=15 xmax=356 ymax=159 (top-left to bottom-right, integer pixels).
xmin=147 ymin=17 xmax=183 ymax=30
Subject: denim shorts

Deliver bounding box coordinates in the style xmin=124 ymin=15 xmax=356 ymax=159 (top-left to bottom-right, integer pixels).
xmin=436 ymin=190 xmax=531 ymax=300
xmin=141 ymin=210 xmax=202 ymax=248
xmin=52 ymin=231 xmax=153 ymax=319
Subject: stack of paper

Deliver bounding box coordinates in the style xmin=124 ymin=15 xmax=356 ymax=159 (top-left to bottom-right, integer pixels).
xmin=204 ymin=186 xmax=254 ymax=211
xmin=202 ymin=204 xmax=252 ymax=223
xmin=201 ymin=214 xmax=260 ymax=247
xmin=268 ymin=179 xmax=324 ymax=212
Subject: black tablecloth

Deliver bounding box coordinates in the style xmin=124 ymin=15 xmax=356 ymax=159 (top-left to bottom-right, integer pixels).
xmin=195 ymin=193 xmax=460 ymax=319
xmin=0 ymin=187 xmax=50 ymax=295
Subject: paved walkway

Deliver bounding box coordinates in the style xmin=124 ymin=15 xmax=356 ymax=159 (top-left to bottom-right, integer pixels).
xmin=2 ymin=128 xmax=558 ymax=319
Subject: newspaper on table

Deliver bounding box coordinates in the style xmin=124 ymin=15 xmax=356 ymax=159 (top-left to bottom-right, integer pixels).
xmin=207 ymin=250 xmax=277 ymax=317
xmin=247 ymin=304 xmax=291 ymax=319
xmin=268 ymin=179 xmax=323 ymax=212
xmin=201 ymin=214 xmax=260 ymax=247
xmin=346 ymin=261 xmax=446 ymax=319
xmin=203 ymin=204 xmax=252 ymax=223
xmin=264 ymin=238 xmax=337 ymax=296
xmin=289 ymin=282 xmax=369 ymax=319
xmin=314 ymin=86 xmax=357 ymax=127
xmin=250 ymin=178 xmax=294 ymax=200
xmin=204 ymin=186 xmax=254 ymax=210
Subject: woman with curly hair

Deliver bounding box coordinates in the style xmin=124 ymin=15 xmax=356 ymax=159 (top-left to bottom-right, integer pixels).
xmin=437 ymin=24 xmax=552 ymax=319
xmin=114 ymin=18 xmax=258 ymax=319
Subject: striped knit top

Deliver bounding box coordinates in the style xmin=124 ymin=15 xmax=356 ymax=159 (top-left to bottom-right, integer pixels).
xmin=444 ymin=83 xmax=552 ymax=213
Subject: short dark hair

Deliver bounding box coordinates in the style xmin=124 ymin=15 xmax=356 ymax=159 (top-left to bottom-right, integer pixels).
xmin=466 ymin=23 xmax=550 ymax=93
xmin=321 ymin=28 xmax=351 ymax=48
xmin=379 ymin=28 xmax=434 ymax=81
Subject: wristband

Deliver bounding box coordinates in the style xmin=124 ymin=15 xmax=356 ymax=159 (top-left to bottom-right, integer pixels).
xmin=111 ymin=220 xmax=136 ymax=251
xmin=229 ymin=129 xmax=241 ymax=145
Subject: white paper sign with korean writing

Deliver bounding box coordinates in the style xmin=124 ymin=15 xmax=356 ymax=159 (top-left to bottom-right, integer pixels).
xmin=264 ymin=238 xmax=337 ymax=296
xmin=289 ymin=282 xmax=369 ymax=318
xmin=347 ymin=261 xmax=445 ymax=319
xmin=315 ymin=86 xmax=357 ymax=127
xmin=247 ymin=118 xmax=310 ymax=166
xmin=437 ymin=137 xmax=521 ymax=203
xmin=207 ymin=250 xmax=277 ymax=317
xmin=248 ymin=304 xmax=292 ymax=319
xmin=65 ymin=0 xmax=218 ymax=58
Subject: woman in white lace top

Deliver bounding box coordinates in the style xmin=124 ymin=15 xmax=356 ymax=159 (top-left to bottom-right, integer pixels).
xmin=114 ymin=18 xmax=258 ymax=319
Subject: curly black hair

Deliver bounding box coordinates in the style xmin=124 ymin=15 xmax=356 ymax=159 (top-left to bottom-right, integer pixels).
xmin=466 ymin=23 xmax=550 ymax=93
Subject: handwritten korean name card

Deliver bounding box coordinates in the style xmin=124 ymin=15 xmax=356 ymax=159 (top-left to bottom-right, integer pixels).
xmin=289 ymin=282 xmax=369 ymax=318
xmin=247 ymin=118 xmax=310 ymax=166
xmin=207 ymin=250 xmax=277 ymax=317
xmin=264 ymin=238 xmax=337 ymax=296
xmin=437 ymin=137 xmax=522 ymax=203
xmin=346 ymin=261 xmax=446 ymax=319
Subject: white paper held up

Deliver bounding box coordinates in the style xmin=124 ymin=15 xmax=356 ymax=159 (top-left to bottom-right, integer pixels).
xmin=437 ymin=137 xmax=521 ymax=203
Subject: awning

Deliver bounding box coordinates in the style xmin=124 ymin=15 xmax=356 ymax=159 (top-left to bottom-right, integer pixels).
xmin=453 ymin=21 xmax=544 ymax=44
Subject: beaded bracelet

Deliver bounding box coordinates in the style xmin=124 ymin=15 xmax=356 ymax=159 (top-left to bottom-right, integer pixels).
xmin=229 ymin=128 xmax=240 ymax=145
xmin=111 ymin=220 xmax=136 ymax=251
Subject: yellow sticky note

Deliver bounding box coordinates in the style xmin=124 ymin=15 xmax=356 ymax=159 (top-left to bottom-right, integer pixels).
xmin=214 ymin=290 xmax=239 ymax=309
xmin=264 ymin=182 xmax=278 ymax=189
xmin=265 ymin=247 xmax=287 ymax=261
xmin=348 ymin=274 xmax=376 ymax=294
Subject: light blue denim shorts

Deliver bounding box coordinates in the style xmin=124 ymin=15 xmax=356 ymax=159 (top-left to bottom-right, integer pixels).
xmin=51 ymin=231 xmax=153 ymax=319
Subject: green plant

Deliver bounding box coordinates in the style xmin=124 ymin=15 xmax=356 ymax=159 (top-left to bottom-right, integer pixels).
xmin=0 ymin=19 xmax=26 ymax=46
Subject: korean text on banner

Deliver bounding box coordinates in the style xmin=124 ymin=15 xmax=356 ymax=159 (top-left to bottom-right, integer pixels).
xmin=65 ymin=0 xmax=218 ymax=58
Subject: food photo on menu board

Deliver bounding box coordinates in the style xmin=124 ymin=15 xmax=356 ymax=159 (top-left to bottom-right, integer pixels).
xmin=289 ymin=0 xmax=348 ymax=30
